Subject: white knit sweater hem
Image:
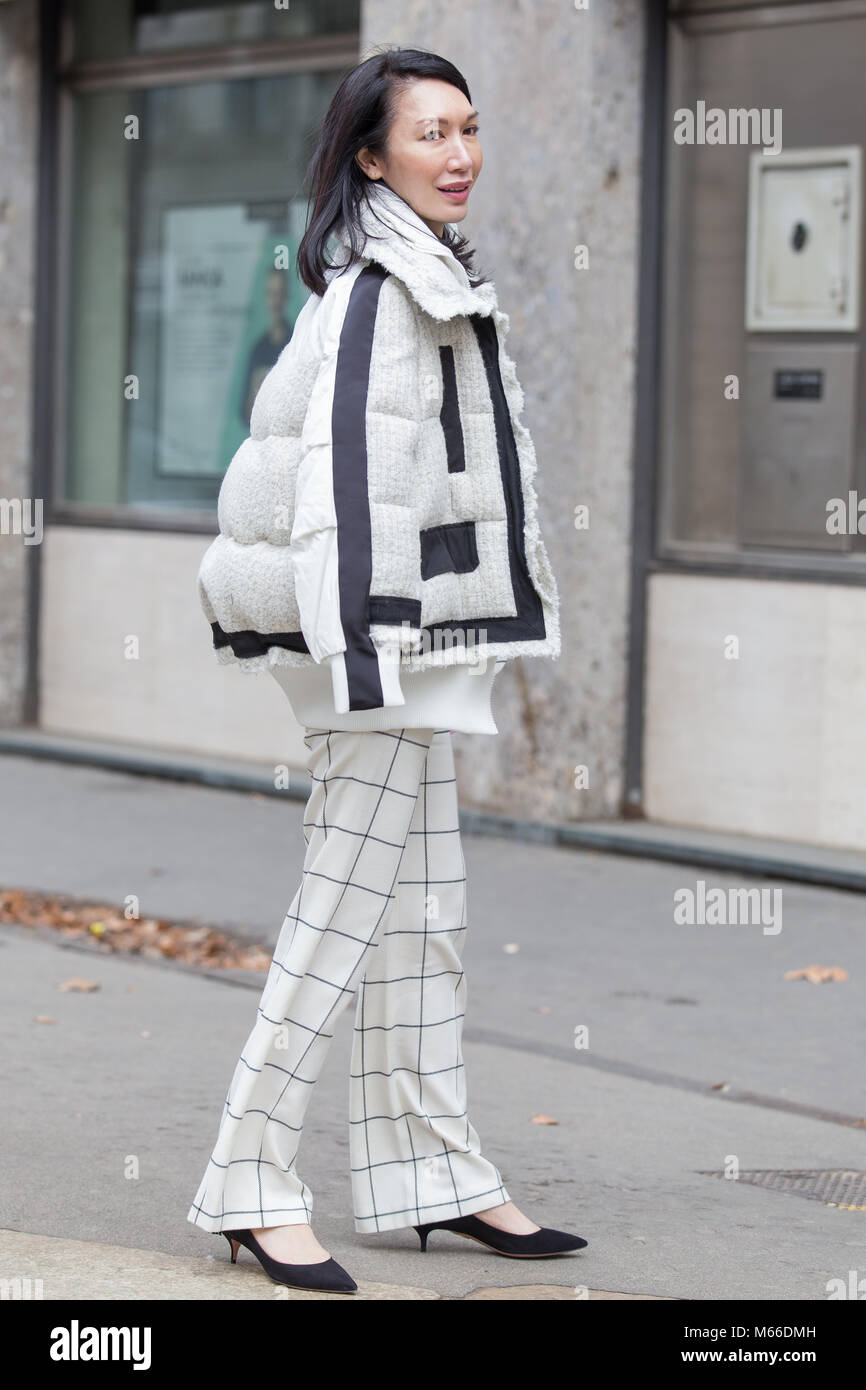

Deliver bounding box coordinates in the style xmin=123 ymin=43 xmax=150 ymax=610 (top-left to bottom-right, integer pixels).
xmin=270 ymin=660 xmax=503 ymax=735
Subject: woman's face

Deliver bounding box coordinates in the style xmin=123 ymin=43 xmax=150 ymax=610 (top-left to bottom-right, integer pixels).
xmin=356 ymin=77 xmax=482 ymax=237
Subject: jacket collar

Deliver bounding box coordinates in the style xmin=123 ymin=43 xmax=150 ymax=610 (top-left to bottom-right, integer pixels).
xmin=330 ymin=179 xmax=499 ymax=322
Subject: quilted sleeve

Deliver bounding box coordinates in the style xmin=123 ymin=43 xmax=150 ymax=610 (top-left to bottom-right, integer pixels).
xmin=290 ymin=268 xmax=407 ymax=715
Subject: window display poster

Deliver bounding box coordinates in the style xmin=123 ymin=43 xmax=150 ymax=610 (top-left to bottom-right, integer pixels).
xmin=156 ymin=199 xmax=309 ymax=476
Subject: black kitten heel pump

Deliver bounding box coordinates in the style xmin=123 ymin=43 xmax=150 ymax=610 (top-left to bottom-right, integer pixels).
xmin=221 ymin=1228 xmax=358 ymax=1293
xmin=413 ymin=1213 xmax=588 ymax=1258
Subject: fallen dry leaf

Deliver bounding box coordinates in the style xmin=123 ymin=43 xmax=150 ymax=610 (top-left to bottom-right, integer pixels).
xmin=58 ymin=977 xmax=100 ymax=993
xmin=33 ymin=1015 xmax=56 ymax=1024
xmin=0 ymin=888 xmax=273 ymax=972
xmin=784 ymin=965 xmax=848 ymax=984
xmin=531 ymin=1114 xmax=559 ymax=1125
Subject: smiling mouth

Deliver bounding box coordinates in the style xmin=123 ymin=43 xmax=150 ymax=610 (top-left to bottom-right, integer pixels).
xmin=438 ymin=182 xmax=472 ymax=193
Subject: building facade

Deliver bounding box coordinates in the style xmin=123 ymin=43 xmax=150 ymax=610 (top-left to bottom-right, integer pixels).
xmin=1 ymin=0 xmax=865 ymax=850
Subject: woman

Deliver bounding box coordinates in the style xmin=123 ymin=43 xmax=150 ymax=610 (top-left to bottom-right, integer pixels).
xmin=188 ymin=46 xmax=585 ymax=1294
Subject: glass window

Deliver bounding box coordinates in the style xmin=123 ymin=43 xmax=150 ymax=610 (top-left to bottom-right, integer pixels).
xmin=657 ymin=7 xmax=866 ymax=570
xmin=58 ymin=1 xmax=359 ymax=516
xmin=66 ymin=0 xmax=359 ymax=61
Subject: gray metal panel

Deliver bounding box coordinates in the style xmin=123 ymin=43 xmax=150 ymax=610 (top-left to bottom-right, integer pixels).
xmin=738 ymin=342 xmax=858 ymax=549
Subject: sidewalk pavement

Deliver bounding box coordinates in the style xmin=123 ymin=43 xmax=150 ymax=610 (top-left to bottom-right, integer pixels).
xmin=1 ymin=749 xmax=864 ymax=1300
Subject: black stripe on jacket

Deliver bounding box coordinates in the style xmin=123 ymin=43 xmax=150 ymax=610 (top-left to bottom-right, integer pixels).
xmin=438 ymin=345 xmax=466 ymax=472
xmin=329 ymin=262 xmax=391 ymax=710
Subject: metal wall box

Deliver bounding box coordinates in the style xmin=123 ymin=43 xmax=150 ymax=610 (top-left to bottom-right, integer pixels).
xmin=745 ymin=146 xmax=862 ymax=332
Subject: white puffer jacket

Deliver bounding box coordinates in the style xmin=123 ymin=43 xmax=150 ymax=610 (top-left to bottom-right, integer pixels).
xmin=197 ymin=179 xmax=561 ymax=715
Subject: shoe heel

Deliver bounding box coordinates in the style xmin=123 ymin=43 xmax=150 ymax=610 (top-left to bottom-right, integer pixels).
xmin=219 ymin=1227 xmax=356 ymax=1293
xmin=413 ymin=1224 xmax=430 ymax=1252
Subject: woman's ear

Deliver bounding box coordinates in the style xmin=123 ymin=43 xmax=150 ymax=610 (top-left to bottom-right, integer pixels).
xmin=355 ymin=148 xmax=382 ymax=180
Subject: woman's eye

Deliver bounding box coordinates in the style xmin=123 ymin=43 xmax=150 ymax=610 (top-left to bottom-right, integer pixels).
xmin=422 ymin=125 xmax=479 ymax=141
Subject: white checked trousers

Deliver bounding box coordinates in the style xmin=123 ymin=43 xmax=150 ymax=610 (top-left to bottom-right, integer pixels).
xmin=187 ymin=726 xmax=510 ymax=1235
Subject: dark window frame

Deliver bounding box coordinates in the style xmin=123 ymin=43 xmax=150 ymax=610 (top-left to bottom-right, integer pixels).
xmin=624 ymin=0 xmax=866 ymax=821
xmin=653 ymin=0 xmax=866 ymax=585
xmin=34 ymin=0 xmax=359 ymax=538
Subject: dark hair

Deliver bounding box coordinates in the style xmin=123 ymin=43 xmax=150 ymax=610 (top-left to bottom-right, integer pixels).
xmin=296 ymin=45 xmax=489 ymax=297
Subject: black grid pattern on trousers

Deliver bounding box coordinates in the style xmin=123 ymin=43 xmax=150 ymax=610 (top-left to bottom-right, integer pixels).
xmin=348 ymin=727 xmax=507 ymax=1231
xmin=187 ymin=727 xmax=508 ymax=1236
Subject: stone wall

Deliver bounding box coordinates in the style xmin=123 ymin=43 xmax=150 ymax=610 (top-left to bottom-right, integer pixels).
xmin=360 ymin=1 xmax=646 ymax=820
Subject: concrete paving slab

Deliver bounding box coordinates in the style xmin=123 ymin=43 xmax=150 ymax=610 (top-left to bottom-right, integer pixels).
xmin=0 ymin=1229 xmax=439 ymax=1300
xmin=0 ymin=1229 xmax=674 ymax=1300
